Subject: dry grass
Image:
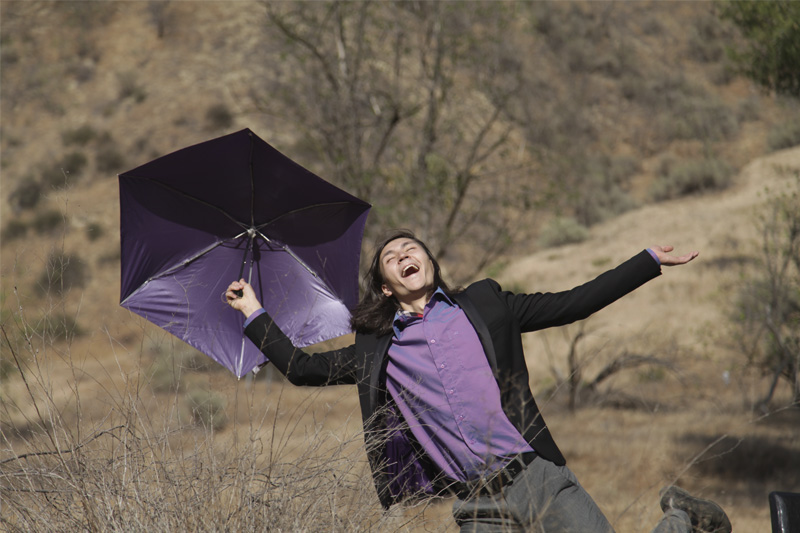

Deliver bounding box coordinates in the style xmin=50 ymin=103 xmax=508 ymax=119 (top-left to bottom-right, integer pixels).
xmin=0 ymin=312 xmax=444 ymax=532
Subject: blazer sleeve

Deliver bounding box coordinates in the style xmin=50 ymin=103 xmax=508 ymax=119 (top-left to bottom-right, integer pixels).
xmin=244 ymin=311 xmax=358 ymax=386
xmin=496 ymin=249 xmax=662 ymax=332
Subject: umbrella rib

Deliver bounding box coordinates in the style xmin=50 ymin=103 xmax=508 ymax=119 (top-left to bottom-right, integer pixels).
xmin=121 ymin=239 xmax=234 ymax=307
xmin=129 ymin=176 xmax=249 ymax=232
xmin=255 ymin=200 xmax=361 ymax=230
xmin=254 ymin=230 xmax=318 ymax=278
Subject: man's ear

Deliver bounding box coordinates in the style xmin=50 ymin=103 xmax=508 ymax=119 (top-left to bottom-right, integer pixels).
xmin=381 ymin=284 xmax=392 ymax=298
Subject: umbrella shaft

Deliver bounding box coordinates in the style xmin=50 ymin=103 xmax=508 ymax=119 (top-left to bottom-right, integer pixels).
xmin=235 ymin=231 xmax=255 ymax=297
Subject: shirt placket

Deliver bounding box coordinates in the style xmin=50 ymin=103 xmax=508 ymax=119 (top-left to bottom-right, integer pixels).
xmin=423 ymin=310 xmax=479 ymax=451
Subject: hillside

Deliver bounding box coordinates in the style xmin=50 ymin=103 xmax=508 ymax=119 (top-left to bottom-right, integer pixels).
xmin=2 ymin=2 xmax=800 ymax=532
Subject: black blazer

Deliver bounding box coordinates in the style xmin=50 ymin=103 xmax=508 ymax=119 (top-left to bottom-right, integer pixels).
xmin=245 ymin=250 xmax=661 ymax=508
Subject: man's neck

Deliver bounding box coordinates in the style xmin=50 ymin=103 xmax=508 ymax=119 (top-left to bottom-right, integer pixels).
xmin=397 ymin=289 xmax=435 ymax=315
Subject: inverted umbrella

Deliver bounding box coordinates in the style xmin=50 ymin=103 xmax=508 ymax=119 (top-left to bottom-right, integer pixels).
xmin=119 ymin=129 xmax=371 ymax=378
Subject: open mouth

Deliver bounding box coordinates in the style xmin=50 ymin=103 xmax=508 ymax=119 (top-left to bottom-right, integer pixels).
xmin=401 ymin=264 xmax=420 ymax=278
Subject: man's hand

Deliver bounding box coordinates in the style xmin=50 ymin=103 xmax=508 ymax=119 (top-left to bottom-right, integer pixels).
xmin=651 ymin=245 xmax=699 ymax=267
xmin=226 ymin=279 xmax=262 ymax=318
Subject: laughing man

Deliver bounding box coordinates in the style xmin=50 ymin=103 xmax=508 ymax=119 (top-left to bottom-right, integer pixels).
xmin=227 ymin=229 xmax=731 ymax=533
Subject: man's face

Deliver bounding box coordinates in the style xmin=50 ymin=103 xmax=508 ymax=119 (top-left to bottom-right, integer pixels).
xmin=379 ymin=237 xmax=436 ymax=302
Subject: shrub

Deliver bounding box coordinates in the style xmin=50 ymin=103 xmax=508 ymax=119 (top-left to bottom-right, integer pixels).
xmin=577 ymin=155 xmax=639 ymax=226
xmin=41 ymin=165 xmax=67 ymax=190
xmin=181 ymin=348 xmax=215 ymax=372
xmin=767 ymin=120 xmax=800 ymax=152
xmin=737 ymin=96 xmax=762 ymax=123
xmin=96 ymin=143 xmax=126 ymax=174
xmin=62 ymin=125 xmax=97 ymax=146
xmin=2 ymin=220 xmax=28 ymax=242
xmin=659 ymin=95 xmax=739 ymax=142
xmin=650 ymin=157 xmax=734 ymax=201
xmin=149 ymin=356 xmax=184 ymax=393
xmin=538 ymin=217 xmax=589 ymax=249
xmin=118 ymin=71 xmax=147 ymax=103
xmin=97 ymin=248 xmax=121 ymax=266
xmin=205 ymin=103 xmax=234 ymax=130
xmin=37 ymin=252 xmax=89 ymax=295
xmin=686 ymin=15 xmax=726 ymax=63
xmin=9 ymin=178 xmax=42 ymax=211
xmin=62 ymin=151 xmax=88 ymax=174
xmin=29 ymin=312 xmax=84 ymax=342
xmin=85 ymin=222 xmax=105 ymax=241
xmin=32 ymin=210 xmax=65 ymax=236
xmin=186 ymin=387 xmax=228 ymax=430
xmin=41 ymin=152 xmax=88 ymax=189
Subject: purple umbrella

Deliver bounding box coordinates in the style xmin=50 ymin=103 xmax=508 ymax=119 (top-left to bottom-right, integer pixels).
xmin=119 ymin=129 xmax=370 ymax=378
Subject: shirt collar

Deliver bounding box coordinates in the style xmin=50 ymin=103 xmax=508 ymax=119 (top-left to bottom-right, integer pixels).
xmin=392 ymin=287 xmax=453 ymax=334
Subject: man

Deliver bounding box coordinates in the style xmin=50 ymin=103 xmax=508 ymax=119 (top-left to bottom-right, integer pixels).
xmin=226 ymin=230 xmax=731 ymax=533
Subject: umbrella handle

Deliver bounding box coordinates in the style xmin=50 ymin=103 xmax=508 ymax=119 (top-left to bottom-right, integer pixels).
xmin=234 ymin=228 xmax=256 ymax=298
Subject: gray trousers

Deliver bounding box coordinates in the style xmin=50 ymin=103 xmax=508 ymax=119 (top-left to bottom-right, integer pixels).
xmin=452 ymin=457 xmax=692 ymax=533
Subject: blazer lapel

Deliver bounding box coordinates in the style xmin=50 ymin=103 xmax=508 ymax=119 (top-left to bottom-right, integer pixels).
xmin=368 ymin=334 xmax=393 ymax=410
xmin=454 ymin=292 xmax=499 ymax=372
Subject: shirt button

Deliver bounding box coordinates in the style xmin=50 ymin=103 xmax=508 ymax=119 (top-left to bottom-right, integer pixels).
xmin=448 ymin=389 xmax=454 ymax=395
xmin=440 ymin=363 xmax=446 ymax=369
xmin=430 ymin=339 xmax=436 ymax=344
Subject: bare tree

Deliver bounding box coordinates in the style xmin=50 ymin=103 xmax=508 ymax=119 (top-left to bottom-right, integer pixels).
xmin=540 ymin=322 xmax=676 ymax=411
xmin=733 ymin=166 xmax=800 ymax=410
xmin=254 ymin=1 xmax=538 ymax=281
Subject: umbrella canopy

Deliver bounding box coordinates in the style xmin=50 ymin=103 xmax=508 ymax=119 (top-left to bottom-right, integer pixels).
xmin=119 ymin=129 xmax=371 ymax=378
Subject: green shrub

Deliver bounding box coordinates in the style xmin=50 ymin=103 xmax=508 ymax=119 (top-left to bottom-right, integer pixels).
xmin=186 ymin=387 xmax=228 ymax=430
xmin=180 ymin=348 xmax=215 ymax=373
xmin=538 ymin=217 xmax=589 ymax=249
xmin=767 ymin=120 xmax=800 ymax=152
xmin=650 ymin=157 xmax=734 ymax=201
xmin=149 ymin=356 xmax=184 ymax=393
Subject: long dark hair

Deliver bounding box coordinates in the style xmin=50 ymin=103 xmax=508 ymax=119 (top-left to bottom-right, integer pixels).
xmin=350 ymin=230 xmax=459 ymax=336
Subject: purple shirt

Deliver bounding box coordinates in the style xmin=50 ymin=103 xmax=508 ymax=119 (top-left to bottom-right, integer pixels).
xmin=385 ymin=289 xmax=532 ymax=482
